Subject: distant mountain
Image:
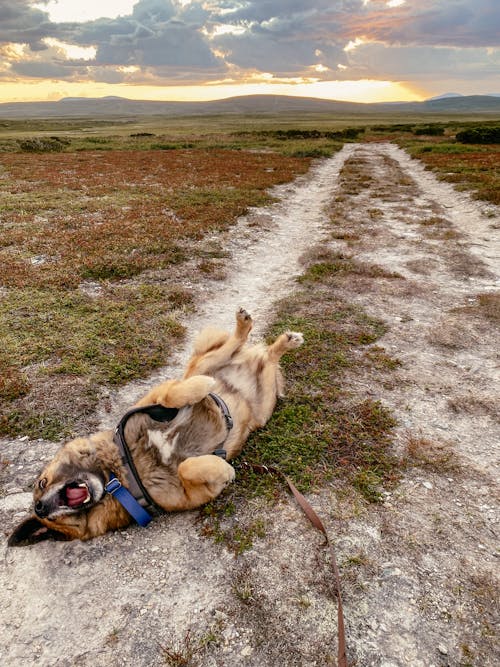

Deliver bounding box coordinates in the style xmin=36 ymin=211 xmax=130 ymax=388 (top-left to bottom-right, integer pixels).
xmin=1 ymin=93 xmax=500 ymax=119
xmin=428 ymin=92 xmax=464 ymax=100
xmin=420 ymin=95 xmax=500 ymax=112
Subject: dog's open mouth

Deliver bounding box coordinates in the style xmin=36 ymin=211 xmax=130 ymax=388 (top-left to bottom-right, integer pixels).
xmin=61 ymin=482 xmax=92 ymax=509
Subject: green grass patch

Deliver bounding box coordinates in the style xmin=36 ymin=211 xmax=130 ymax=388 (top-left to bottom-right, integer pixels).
xmin=0 ymin=284 xmax=187 ymax=438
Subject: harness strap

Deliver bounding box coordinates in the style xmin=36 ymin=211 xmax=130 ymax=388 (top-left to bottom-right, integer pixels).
xmin=108 ymin=394 xmax=234 ymax=523
xmin=209 ymin=392 xmax=233 ymax=459
xmin=105 ymin=474 xmax=152 ymax=527
xmin=113 ymin=403 xmax=179 ymax=514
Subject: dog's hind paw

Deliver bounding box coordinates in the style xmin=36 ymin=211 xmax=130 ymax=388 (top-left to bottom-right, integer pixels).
xmin=236 ymin=308 xmax=253 ymax=337
xmin=285 ymin=331 xmax=304 ymax=348
xmin=236 ymin=307 xmax=252 ymax=323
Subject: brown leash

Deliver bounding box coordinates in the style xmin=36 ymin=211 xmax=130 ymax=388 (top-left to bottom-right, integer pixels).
xmin=238 ymin=462 xmax=348 ymax=667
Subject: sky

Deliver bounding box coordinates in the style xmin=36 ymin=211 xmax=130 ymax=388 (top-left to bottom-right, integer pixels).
xmin=0 ymin=0 xmax=498 ymax=103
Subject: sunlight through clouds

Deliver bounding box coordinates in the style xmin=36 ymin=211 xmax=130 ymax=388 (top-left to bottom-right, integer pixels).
xmin=35 ymin=0 xmax=137 ymax=22
xmin=43 ymin=38 xmax=97 ymax=61
xmin=344 ymin=38 xmax=365 ymax=53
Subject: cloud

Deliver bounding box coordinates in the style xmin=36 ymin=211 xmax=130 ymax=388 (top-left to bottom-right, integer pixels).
xmin=70 ymin=1 xmax=225 ymax=76
xmin=0 ymin=0 xmax=227 ymax=83
xmin=11 ymin=60 xmax=84 ymax=78
xmin=0 ymin=0 xmax=498 ymax=91
xmin=344 ymin=0 xmax=500 ymax=48
xmin=344 ymin=41 xmax=500 ymax=81
xmin=0 ymin=0 xmax=55 ymax=50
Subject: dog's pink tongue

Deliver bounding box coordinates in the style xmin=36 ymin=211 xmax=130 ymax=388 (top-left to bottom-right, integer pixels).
xmin=66 ymin=486 xmax=88 ymax=506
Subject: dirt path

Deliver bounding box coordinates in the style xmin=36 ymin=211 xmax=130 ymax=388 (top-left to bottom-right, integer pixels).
xmin=324 ymin=143 xmax=499 ymax=666
xmin=1 ymin=143 xmax=498 ymax=666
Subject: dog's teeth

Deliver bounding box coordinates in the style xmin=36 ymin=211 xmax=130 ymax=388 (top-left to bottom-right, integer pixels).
xmin=78 ymin=483 xmax=87 ymax=488
xmin=83 ymin=497 xmax=91 ymax=504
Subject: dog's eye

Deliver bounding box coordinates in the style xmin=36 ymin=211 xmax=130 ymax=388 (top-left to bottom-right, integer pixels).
xmin=38 ymin=478 xmax=47 ymax=490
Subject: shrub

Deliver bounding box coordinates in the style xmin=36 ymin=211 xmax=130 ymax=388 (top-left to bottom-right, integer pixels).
xmin=18 ymin=137 xmax=69 ymax=152
xmin=254 ymin=128 xmax=364 ymax=141
xmin=413 ymin=125 xmax=445 ymax=136
xmin=456 ymin=126 xmax=500 ymax=144
xmin=371 ymin=124 xmax=414 ymax=133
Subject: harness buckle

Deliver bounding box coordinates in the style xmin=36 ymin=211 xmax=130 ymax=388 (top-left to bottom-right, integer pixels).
xmin=213 ymin=448 xmax=227 ymax=460
xmin=105 ymin=476 xmax=122 ymax=495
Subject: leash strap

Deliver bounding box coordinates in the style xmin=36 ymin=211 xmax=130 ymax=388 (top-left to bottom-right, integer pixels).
xmin=105 ymin=473 xmax=153 ymax=527
xmin=239 ymin=462 xmax=348 ymax=667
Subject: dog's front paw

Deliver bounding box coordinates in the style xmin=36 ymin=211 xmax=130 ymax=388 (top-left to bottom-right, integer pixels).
xmin=285 ymin=331 xmax=304 ymax=348
xmin=222 ymin=463 xmax=236 ymax=487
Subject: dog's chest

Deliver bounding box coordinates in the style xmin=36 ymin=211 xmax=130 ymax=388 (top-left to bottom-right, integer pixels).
xmin=147 ymin=429 xmax=178 ymax=465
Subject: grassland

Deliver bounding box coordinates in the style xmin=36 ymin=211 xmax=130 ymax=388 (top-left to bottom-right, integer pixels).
xmin=0 ymin=142 xmax=314 ymax=438
xmin=1 ymin=111 xmax=498 ymax=454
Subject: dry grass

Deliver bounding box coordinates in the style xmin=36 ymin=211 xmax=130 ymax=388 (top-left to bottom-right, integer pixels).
xmin=428 ymin=317 xmax=479 ymax=350
xmin=474 ymin=292 xmax=500 ymax=321
xmin=0 ymin=149 xmax=309 ymax=289
xmin=405 ymin=258 xmax=439 ymax=275
xmin=403 ymin=433 xmax=458 ymax=472
xmin=445 ymin=248 xmax=492 ymax=279
xmin=452 ymin=291 xmax=500 ymax=323
xmin=448 ymin=393 xmax=499 ymax=422
xmin=0 ymin=148 xmax=311 ymax=438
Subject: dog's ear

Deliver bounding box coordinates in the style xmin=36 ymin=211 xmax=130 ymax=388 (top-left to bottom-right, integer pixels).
xmin=7 ymin=516 xmax=71 ymax=547
xmin=136 ymin=375 xmax=216 ymax=409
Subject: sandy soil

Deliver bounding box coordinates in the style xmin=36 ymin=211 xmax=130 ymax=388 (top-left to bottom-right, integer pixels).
xmin=1 ymin=143 xmax=498 ymax=666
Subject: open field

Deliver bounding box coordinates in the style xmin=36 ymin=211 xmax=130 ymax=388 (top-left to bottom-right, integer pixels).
xmin=0 ymin=146 xmax=312 ymax=438
xmin=1 ymin=112 xmax=498 ymax=480
xmin=0 ymin=117 xmax=499 ymax=666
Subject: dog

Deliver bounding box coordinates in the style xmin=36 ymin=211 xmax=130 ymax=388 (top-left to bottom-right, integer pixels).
xmin=8 ymin=308 xmax=303 ymax=546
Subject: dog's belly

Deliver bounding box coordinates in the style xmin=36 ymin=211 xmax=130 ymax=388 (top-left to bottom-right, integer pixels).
xmin=215 ymin=364 xmax=257 ymax=400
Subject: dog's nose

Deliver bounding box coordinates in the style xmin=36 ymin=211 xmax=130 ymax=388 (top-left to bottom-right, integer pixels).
xmin=34 ymin=500 xmax=48 ymax=518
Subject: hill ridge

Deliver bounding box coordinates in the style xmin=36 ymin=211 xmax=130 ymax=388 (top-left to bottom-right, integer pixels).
xmin=1 ymin=93 xmax=500 ymax=118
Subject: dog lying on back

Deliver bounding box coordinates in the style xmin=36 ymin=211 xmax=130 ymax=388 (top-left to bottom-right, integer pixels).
xmin=9 ymin=309 xmax=303 ymax=546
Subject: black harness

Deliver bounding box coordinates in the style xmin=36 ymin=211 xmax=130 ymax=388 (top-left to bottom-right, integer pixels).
xmin=109 ymin=393 xmax=233 ymax=518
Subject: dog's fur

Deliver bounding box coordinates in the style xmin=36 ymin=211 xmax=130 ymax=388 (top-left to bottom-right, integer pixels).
xmin=8 ymin=309 xmax=303 ymax=546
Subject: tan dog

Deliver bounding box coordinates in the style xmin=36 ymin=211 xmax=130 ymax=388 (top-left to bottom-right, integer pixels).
xmin=9 ymin=309 xmax=303 ymax=545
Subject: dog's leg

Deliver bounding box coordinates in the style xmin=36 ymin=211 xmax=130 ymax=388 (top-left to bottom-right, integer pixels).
xmin=176 ymin=455 xmax=235 ymax=508
xmin=251 ymin=331 xmax=304 ymax=426
xmin=267 ymin=331 xmax=304 ymax=362
xmin=184 ymin=308 xmax=253 ymax=377
xmin=135 ymin=376 xmax=215 ymax=408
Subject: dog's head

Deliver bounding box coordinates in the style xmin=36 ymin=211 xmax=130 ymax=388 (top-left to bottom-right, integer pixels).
xmin=8 ymin=433 xmax=115 ymax=546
